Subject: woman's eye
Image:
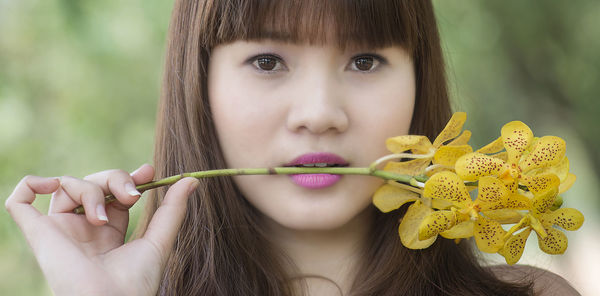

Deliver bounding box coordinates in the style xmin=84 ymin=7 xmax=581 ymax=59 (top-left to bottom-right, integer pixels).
xmin=349 ymin=55 xmax=384 ymax=72
xmin=250 ymin=55 xmax=285 ymax=72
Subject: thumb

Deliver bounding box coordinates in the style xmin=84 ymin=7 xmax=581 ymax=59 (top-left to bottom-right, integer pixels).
xmin=142 ymin=177 xmax=199 ymax=259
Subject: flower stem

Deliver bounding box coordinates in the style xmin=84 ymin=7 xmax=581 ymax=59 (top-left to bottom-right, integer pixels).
xmin=73 ymin=167 xmax=421 ymax=214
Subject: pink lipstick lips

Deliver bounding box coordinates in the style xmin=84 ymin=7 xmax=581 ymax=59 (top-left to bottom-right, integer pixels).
xmin=284 ymin=152 xmax=349 ymax=189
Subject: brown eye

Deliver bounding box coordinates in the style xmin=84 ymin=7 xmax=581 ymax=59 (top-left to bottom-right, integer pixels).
xmin=349 ymin=55 xmax=383 ymax=72
xmin=251 ymin=55 xmax=285 ymax=72
xmin=257 ymin=57 xmax=277 ymax=71
xmin=354 ymin=56 xmax=374 ymax=71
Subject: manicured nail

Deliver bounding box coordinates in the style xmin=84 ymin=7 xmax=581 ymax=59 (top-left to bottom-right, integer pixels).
xmin=96 ymin=204 xmax=108 ymax=222
xmin=125 ymin=183 xmax=141 ymax=197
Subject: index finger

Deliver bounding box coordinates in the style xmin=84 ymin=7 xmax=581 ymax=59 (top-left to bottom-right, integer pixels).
xmin=5 ymin=176 xmax=61 ymax=229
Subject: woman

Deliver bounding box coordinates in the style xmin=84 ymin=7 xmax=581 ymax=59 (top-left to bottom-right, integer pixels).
xmin=5 ymin=0 xmax=579 ymax=295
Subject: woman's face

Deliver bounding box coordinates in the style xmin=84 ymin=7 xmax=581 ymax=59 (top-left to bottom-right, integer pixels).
xmin=208 ymin=40 xmax=415 ymax=231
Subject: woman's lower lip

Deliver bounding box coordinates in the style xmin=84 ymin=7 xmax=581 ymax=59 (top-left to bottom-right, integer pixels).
xmin=289 ymin=174 xmax=342 ymax=189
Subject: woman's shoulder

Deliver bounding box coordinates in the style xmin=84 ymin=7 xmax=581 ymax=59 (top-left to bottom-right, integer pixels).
xmin=488 ymin=264 xmax=580 ymax=296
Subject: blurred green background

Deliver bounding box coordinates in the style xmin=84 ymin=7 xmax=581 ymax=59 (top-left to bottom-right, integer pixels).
xmin=1 ymin=0 xmax=598 ymax=294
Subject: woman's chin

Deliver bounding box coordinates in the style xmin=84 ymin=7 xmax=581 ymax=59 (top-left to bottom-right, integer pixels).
xmin=260 ymin=201 xmax=374 ymax=233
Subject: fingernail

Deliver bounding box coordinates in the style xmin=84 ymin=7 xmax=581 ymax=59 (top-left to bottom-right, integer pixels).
xmin=125 ymin=183 xmax=141 ymax=197
xmin=96 ymin=204 xmax=108 ymax=222
xmin=130 ymin=164 xmax=144 ymax=176
xmin=188 ymin=180 xmax=200 ymax=195
xmin=129 ymin=164 xmax=146 ymax=176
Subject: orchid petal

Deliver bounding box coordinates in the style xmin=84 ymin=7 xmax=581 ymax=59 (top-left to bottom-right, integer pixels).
xmin=491 ymin=152 xmax=508 ymax=162
xmin=546 ymin=208 xmax=584 ymax=231
xmin=418 ymin=210 xmax=460 ymax=240
xmin=558 ymin=173 xmax=576 ymax=194
xmin=500 ymin=228 xmax=532 ymax=265
xmin=432 ymin=112 xmax=467 ymax=148
xmin=519 ymin=136 xmax=566 ymax=172
xmin=522 ymin=173 xmax=560 ymax=194
xmin=537 ymin=227 xmax=568 ymax=255
xmin=477 ymin=136 xmax=504 ymax=154
xmin=475 ymin=176 xmax=510 ymax=211
xmin=440 ymin=220 xmax=474 ymax=239
xmin=423 ymin=171 xmax=471 ymax=207
xmin=455 ymin=152 xmax=506 ymax=182
xmin=503 ymin=193 xmax=532 ymax=210
xmin=372 ymin=184 xmax=420 ymax=213
xmin=431 ymin=198 xmax=455 ymax=210
xmin=386 ymin=135 xmax=432 ymax=154
xmin=448 ymin=130 xmax=472 ymax=146
xmin=531 ymin=156 xmax=569 ymax=182
xmin=501 ymin=121 xmax=534 ymax=164
xmin=523 ymin=174 xmax=560 ymax=213
xmin=474 ymin=218 xmax=507 ymax=253
xmin=383 ymin=158 xmax=430 ymax=176
xmin=503 ymin=179 xmax=518 ymax=194
xmin=398 ymin=201 xmax=437 ymax=249
xmin=482 ymin=209 xmax=523 ymax=224
xmin=433 ymin=145 xmax=473 ymax=167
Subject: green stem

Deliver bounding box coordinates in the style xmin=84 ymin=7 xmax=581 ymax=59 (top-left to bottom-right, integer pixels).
xmin=73 ymin=167 xmax=420 ymax=214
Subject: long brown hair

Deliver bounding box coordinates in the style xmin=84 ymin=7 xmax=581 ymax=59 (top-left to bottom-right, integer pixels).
xmin=135 ymin=0 xmax=533 ymax=295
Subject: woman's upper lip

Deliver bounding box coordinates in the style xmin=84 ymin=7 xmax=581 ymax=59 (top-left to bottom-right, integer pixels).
xmin=284 ymin=152 xmax=349 ymax=166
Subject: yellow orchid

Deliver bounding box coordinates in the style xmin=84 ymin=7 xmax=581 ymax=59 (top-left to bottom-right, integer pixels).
xmin=455 ymin=121 xmax=572 ymax=194
xmin=499 ymin=174 xmax=584 ymax=264
xmin=413 ymin=171 xmax=529 ymax=252
xmin=368 ymin=112 xmax=584 ymax=265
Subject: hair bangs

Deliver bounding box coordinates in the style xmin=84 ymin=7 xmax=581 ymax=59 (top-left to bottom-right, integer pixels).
xmin=201 ymin=0 xmax=418 ymax=52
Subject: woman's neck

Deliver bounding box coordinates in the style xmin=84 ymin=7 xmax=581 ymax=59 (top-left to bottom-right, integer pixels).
xmin=264 ymin=208 xmax=375 ymax=295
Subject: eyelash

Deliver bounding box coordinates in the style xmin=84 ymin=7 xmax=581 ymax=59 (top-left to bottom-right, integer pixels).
xmin=246 ymin=53 xmax=388 ymax=74
xmin=347 ymin=53 xmax=388 ymax=73
xmin=246 ymin=53 xmax=287 ymax=74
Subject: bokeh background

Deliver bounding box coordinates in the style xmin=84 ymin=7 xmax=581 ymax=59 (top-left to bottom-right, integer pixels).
xmin=1 ymin=0 xmax=598 ymax=294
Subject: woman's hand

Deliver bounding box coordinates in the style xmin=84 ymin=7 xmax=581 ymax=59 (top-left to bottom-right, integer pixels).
xmin=4 ymin=164 xmax=199 ymax=296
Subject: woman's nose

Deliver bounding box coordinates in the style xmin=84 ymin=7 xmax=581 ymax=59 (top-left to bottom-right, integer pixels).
xmin=285 ymin=72 xmax=349 ymax=135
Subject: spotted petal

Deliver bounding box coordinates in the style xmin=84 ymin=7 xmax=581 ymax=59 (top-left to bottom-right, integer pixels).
xmin=531 ymin=156 xmax=569 ymax=182
xmin=524 ymin=174 xmax=560 ymax=213
xmin=440 ymin=220 xmax=474 ymax=239
xmin=372 ymin=184 xmax=420 ymax=213
xmin=418 ymin=210 xmax=460 ymax=240
xmin=519 ymin=136 xmax=566 ymax=173
xmin=523 ymin=173 xmax=559 ymax=192
xmin=433 ymin=145 xmax=473 ymax=167
xmin=537 ymin=227 xmax=568 ymax=255
xmin=432 ymin=112 xmax=467 ymax=148
xmin=386 ymin=135 xmax=433 ymax=154
xmin=383 ymin=158 xmax=430 ymax=176
xmin=500 ymin=228 xmax=532 ymax=265
xmin=501 ymin=121 xmax=534 ymax=164
xmin=504 ymin=193 xmax=532 ymax=210
xmin=423 ymin=171 xmax=471 ymax=207
xmin=474 ymin=218 xmax=507 ymax=253
xmin=545 ymin=208 xmax=584 ymax=231
xmin=474 ymin=176 xmax=510 ymax=211
xmin=455 ymin=152 xmax=506 ymax=182
xmin=398 ymin=201 xmax=437 ymax=249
